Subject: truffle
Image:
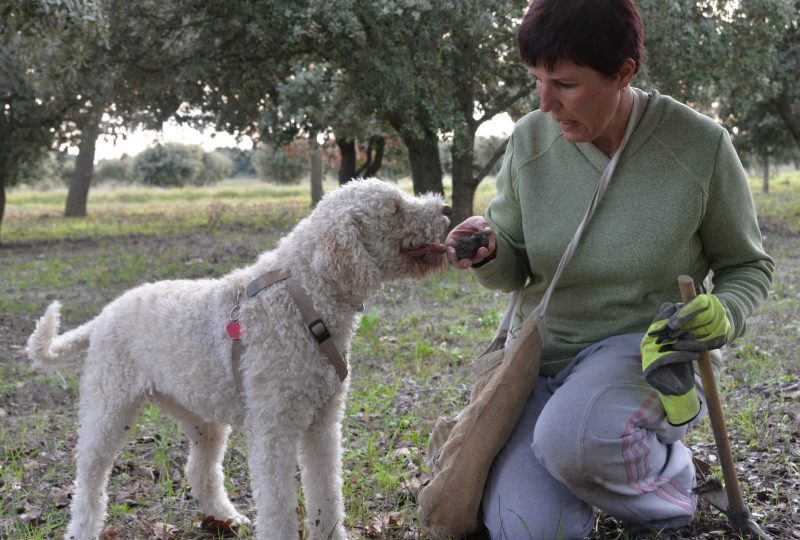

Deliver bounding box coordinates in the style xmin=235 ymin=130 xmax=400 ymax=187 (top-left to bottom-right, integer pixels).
xmin=455 ymin=231 xmax=489 ymax=260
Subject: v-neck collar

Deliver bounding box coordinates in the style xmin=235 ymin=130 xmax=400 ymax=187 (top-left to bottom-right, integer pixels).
xmin=573 ymin=88 xmax=659 ymax=173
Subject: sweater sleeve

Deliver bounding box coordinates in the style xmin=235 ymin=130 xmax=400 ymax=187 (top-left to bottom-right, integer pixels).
xmin=700 ymin=128 xmax=774 ymax=340
xmin=471 ymin=133 xmax=531 ymax=292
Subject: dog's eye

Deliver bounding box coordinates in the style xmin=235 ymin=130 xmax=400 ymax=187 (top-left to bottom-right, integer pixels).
xmin=392 ymin=200 xmax=402 ymax=214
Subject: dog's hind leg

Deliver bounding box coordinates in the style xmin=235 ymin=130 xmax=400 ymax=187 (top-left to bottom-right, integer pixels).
xmin=65 ymin=376 xmax=142 ymax=540
xmin=156 ymin=397 xmax=250 ymax=526
xmin=298 ymin=386 xmax=348 ymax=540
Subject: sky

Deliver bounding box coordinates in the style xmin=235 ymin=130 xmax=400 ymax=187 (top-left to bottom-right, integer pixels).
xmin=92 ymin=113 xmax=516 ymax=163
xmin=93 ymin=118 xmax=253 ymax=162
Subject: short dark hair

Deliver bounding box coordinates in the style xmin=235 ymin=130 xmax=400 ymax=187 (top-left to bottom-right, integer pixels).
xmin=518 ymin=0 xmax=644 ymax=77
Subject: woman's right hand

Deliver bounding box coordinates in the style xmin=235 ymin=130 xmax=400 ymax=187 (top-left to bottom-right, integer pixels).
xmin=445 ymin=216 xmax=497 ymax=269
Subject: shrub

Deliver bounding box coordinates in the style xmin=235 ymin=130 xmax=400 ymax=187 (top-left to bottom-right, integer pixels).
xmin=198 ymin=150 xmax=234 ymax=184
xmin=95 ymin=157 xmax=132 ymax=183
xmin=213 ymin=146 xmax=257 ymax=177
xmin=132 ymin=143 xmax=206 ymax=187
xmin=251 ymin=144 xmax=306 ymax=184
xmin=18 ymin=152 xmax=74 ymax=188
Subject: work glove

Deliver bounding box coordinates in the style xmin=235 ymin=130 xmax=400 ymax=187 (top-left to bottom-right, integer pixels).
xmin=649 ymin=294 xmax=732 ymax=352
xmin=641 ymin=304 xmax=701 ymax=426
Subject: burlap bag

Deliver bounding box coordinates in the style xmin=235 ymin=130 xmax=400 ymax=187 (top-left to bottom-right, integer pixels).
xmin=418 ymin=312 xmax=542 ymax=539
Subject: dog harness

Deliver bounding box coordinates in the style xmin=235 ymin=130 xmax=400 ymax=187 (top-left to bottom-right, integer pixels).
xmin=229 ymin=270 xmax=348 ymax=392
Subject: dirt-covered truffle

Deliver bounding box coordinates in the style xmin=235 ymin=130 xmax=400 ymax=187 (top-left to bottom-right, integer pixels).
xmin=455 ymin=231 xmax=490 ymax=260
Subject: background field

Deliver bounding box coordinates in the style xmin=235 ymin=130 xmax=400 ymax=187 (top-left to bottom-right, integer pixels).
xmin=1 ymin=175 xmax=798 ymax=539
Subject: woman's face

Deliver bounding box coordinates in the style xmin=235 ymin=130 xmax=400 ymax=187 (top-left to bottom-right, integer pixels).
xmin=529 ymin=59 xmax=635 ymax=155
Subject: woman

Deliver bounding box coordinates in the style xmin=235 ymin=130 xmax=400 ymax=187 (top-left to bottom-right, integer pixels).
xmin=445 ymin=0 xmax=773 ymax=538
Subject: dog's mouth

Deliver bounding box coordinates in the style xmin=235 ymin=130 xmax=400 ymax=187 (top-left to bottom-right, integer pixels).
xmin=400 ymin=242 xmax=447 ymax=258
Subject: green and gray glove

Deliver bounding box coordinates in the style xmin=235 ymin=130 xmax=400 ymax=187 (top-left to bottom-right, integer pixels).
xmin=649 ymin=294 xmax=732 ymax=351
xmin=641 ymin=304 xmax=701 ymax=426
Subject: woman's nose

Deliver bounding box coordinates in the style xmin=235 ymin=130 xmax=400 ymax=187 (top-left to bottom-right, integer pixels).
xmin=539 ymin=89 xmax=553 ymax=112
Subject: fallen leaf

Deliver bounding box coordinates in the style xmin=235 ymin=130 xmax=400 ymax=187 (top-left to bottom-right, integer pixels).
xmin=52 ymin=484 xmax=74 ymax=508
xmin=366 ymin=519 xmax=382 ymax=536
xmin=114 ymin=479 xmax=149 ymax=506
xmin=692 ymin=455 xmax=713 ymax=477
xmin=99 ymin=528 xmax=120 ymax=540
xmin=387 ymin=511 xmax=404 ymax=527
xmin=201 ymin=515 xmax=238 ymax=537
xmin=19 ymin=506 xmax=43 ymax=526
xmin=151 ymin=521 xmax=177 ymax=540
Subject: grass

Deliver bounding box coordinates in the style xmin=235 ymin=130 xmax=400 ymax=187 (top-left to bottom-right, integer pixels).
xmin=0 ymin=172 xmax=798 ymax=538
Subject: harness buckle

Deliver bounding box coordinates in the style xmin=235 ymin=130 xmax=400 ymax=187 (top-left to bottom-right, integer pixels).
xmin=308 ymin=319 xmax=331 ymax=344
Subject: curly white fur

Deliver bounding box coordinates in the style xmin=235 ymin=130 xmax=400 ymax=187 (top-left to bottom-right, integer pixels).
xmin=26 ymin=178 xmax=451 ymax=540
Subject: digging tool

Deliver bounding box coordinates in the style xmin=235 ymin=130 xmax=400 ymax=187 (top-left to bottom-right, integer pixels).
xmin=678 ymin=275 xmax=773 ymax=540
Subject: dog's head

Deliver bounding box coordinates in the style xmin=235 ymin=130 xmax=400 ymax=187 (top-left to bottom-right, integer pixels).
xmin=308 ymin=178 xmax=451 ymax=292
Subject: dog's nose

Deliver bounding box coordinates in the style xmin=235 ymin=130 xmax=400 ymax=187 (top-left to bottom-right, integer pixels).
xmin=442 ymin=205 xmax=453 ymax=217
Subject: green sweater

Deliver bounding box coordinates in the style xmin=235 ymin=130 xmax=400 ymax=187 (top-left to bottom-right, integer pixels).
xmin=474 ymin=90 xmax=774 ymax=376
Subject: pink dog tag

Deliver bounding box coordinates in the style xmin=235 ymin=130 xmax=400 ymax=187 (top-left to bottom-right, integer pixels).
xmin=226 ymin=320 xmax=241 ymax=340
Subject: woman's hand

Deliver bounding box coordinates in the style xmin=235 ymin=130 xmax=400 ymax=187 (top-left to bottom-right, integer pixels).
xmin=445 ymin=216 xmax=497 ymax=269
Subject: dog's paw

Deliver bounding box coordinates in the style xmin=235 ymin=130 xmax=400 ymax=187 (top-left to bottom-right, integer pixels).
xmin=229 ymin=512 xmax=251 ymax=526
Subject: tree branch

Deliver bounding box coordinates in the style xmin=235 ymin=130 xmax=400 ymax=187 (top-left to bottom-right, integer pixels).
xmin=472 ymin=137 xmax=508 ymax=185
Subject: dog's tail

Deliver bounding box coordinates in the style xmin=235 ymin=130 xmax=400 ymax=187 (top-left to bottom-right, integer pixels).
xmin=26 ymin=301 xmax=93 ymax=370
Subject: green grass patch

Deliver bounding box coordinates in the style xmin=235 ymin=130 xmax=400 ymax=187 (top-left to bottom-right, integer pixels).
xmin=1 ymin=172 xmax=798 ymax=538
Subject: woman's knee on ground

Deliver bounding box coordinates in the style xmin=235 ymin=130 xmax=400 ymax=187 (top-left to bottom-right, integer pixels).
xmin=532 ymin=382 xmax=641 ymax=485
xmin=531 ymin=392 xmax=592 ymax=485
xmin=483 ymin=496 xmax=592 ymax=540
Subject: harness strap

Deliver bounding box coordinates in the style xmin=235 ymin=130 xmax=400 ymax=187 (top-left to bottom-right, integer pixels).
xmin=232 ymin=269 xmax=348 ymax=384
xmin=283 ymin=278 xmax=348 ymax=382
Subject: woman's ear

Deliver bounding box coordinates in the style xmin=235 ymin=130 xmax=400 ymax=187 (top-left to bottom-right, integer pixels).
xmin=617 ymin=58 xmax=637 ymax=87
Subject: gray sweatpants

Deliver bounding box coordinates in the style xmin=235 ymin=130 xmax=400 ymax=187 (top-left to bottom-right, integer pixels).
xmin=482 ymin=333 xmax=706 ymax=540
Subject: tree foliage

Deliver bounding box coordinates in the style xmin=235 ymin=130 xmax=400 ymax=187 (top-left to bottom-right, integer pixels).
xmin=2 ymin=0 xmax=799 ymax=240
xmin=0 ymin=0 xmax=106 ymax=239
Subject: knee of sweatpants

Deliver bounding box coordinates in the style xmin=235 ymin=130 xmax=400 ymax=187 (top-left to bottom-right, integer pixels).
xmin=483 ymin=497 xmax=593 ymax=540
xmin=531 ymin=399 xmax=587 ymax=485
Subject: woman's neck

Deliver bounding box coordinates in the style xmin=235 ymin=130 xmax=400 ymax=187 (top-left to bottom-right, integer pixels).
xmin=593 ymin=87 xmax=634 ymax=157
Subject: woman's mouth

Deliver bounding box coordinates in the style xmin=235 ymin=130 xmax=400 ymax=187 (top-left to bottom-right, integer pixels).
xmin=557 ymin=119 xmax=578 ymax=131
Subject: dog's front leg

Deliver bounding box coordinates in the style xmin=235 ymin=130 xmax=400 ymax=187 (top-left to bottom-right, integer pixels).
xmin=299 ymin=384 xmax=349 ymax=540
xmin=246 ymin=419 xmax=304 ymax=540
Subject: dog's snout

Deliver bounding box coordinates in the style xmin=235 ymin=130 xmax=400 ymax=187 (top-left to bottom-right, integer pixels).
xmin=442 ymin=205 xmax=452 ymax=217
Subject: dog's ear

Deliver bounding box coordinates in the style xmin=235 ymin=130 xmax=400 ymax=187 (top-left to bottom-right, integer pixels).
xmin=313 ymin=219 xmax=381 ymax=292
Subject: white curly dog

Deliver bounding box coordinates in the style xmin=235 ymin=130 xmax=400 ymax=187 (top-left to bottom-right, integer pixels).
xmin=27 ymin=178 xmax=452 ymax=540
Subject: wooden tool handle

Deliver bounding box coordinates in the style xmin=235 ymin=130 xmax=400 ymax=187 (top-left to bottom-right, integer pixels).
xmin=677 ymin=276 xmax=748 ymax=516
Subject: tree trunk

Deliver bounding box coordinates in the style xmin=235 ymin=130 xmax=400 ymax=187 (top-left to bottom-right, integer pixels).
xmin=355 ymin=134 xmax=386 ymax=178
xmin=65 ymin=112 xmax=102 ymax=217
xmin=310 ymin=137 xmax=324 ymax=207
xmin=402 ymin=130 xmax=443 ymax=196
xmin=337 ymin=139 xmax=356 ymax=185
xmin=451 ymin=133 xmax=508 ymax=226
xmin=448 ymin=29 xmax=479 ymax=226
xmin=0 ymin=179 xmax=5 ymax=244
xmin=762 ymin=154 xmax=770 ymax=194
xmin=450 ymin=132 xmax=478 ymax=226
xmin=774 ymin=93 xmax=800 ymax=149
